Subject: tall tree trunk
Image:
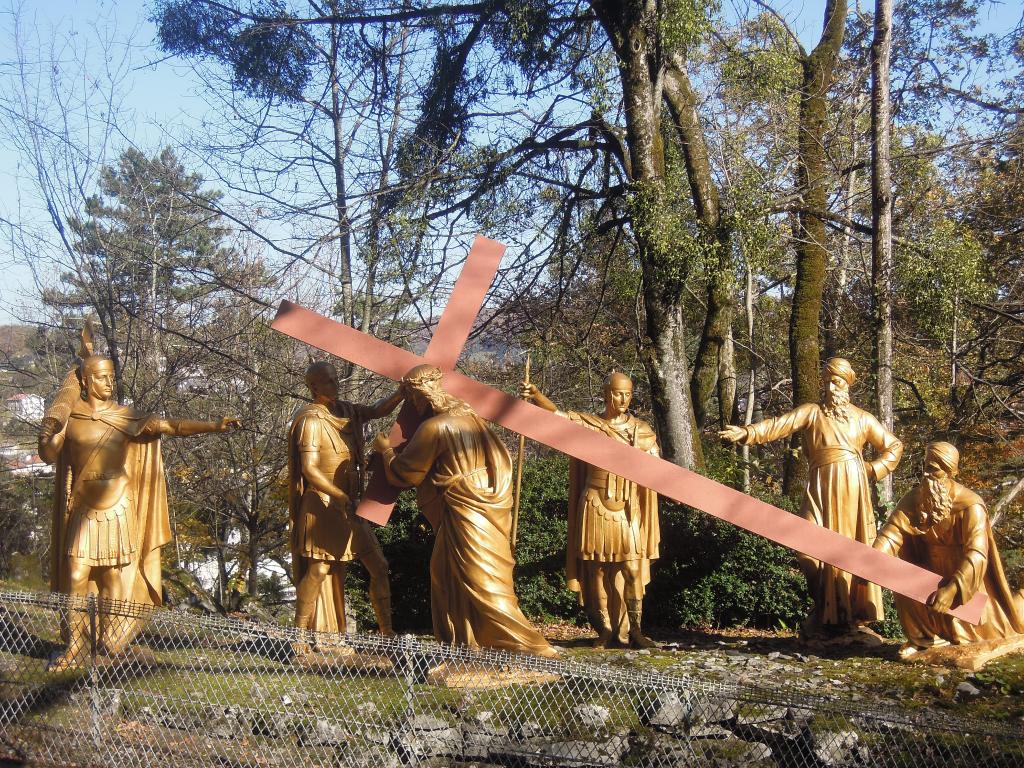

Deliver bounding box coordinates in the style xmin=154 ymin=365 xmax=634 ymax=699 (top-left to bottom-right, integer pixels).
xmin=329 ymin=16 xmax=355 ymax=375
xmin=825 ymin=88 xmax=867 ymax=357
xmin=785 ymin=0 xmax=849 ymax=494
xmin=591 ymin=0 xmax=704 ymax=469
xmin=871 ymin=0 xmax=894 ymax=505
xmin=664 ymin=57 xmax=735 ymax=429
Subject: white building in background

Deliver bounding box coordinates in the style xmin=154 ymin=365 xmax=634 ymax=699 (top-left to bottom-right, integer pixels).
xmin=6 ymin=453 xmax=47 ymax=476
xmin=6 ymin=394 xmax=44 ymax=422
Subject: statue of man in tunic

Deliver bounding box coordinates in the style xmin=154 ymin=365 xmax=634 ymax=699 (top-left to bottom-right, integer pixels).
xmin=874 ymin=442 xmax=1024 ymax=659
xmin=373 ymin=364 xmax=557 ymax=658
xmin=289 ymin=361 xmax=403 ymax=650
xmin=522 ymin=371 xmax=660 ymax=649
xmin=38 ymin=328 xmax=239 ymax=669
xmin=720 ymin=357 xmax=903 ymax=642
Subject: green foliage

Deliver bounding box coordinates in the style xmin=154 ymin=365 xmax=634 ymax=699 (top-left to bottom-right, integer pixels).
xmin=662 ymin=0 xmax=718 ymax=54
xmin=897 ymin=220 xmax=991 ymax=341
xmin=645 ymin=446 xmax=810 ymax=630
xmin=348 ymin=490 xmax=435 ymax=632
xmin=718 ymin=14 xmax=801 ymax=107
xmin=510 ymin=452 xmax=579 ymax=621
xmin=628 ymin=180 xmax=696 ymax=290
xmin=154 ymin=0 xmax=316 ymax=102
xmin=0 ymin=475 xmax=50 ymax=583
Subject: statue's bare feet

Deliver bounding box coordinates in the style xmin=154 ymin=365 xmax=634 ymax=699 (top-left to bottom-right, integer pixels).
xmin=536 ymin=644 xmax=561 ymax=659
xmin=592 ymin=626 xmax=614 ymax=649
xmin=628 ymin=629 xmax=657 ymax=650
xmin=897 ymin=643 xmax=922 ymax=660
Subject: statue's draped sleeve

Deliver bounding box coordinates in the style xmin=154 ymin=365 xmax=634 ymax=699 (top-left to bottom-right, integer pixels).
xmin=741 ymin=403 xmax=816 ymax=445
xmin=860 ymin=411 xmax=902 ymax=482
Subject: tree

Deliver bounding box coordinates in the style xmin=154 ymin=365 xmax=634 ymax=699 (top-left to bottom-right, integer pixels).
xmin=870 ymin=0 xmax=895 ymax=504
xmin=784 ymin=0 xmax=848 ymax=493
xmin=44 ymin=147 xmax=234 ymax=407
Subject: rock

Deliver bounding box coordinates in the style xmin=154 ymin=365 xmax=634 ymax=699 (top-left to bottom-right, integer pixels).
xmin=641 ymin=733 xmax=774 ymax=767
xmin=687 ymin=723 xmax=733 ymax=739
xmin=734 ymin=705 xmax=789 ymax=726
xmin=642 ymin=692 xmax=690 ymax=730
xmin=394 ymin=714 xmax=463 ymax=760
xmin=356 ymin=701 xmax=381 ymax=720
xmin=689 ymin=692 xmax=738 ymax=726
xmin=516 ymin=721 xmax=551 ymax=739
xmin=461 ymin=715 xmax=510 ymax=761
xmin=498 ymin=733 xmax=629 ymax=767
xmin=806 ymin=729 xmax=859 ymax=767
xmin=207 ymin=705 xmax=249 ymax=740
xmin=94 ymin=688 xmax=121 ymax=719
xmin=767 ymin=652 xmax=781 ymax=660
xmin=956 ymin=681 xmax=981 ymax=699
xmin=702 ymin=737 xmax=775 ymax=766
xmin=303 ymin=716 xmax=390 ymax=748
xmin=934 ymin=675 xmax=946 ymax=687
xmin=570 ymin=704 xmax=610 ymax=730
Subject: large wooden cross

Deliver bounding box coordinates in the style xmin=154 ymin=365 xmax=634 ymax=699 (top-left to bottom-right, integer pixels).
xmin=272 ymin=235 xmax=985 ymax=624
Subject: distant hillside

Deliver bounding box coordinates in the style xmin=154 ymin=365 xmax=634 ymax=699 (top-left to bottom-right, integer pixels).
xmin=0 ymin=326 xmax=36 ymax=361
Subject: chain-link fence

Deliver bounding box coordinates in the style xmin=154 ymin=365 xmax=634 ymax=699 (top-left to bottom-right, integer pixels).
xmin=0 ymin=588 xmax=1020 ymax=767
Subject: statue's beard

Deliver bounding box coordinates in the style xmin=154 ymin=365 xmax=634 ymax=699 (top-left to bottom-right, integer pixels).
xmin=822 ymin=389 xmax=850 ymax=423
xmin=918 ymin=474 xmax=953 ymax=528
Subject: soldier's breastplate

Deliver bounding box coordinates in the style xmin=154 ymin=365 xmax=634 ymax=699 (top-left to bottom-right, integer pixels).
xmin=320 ymin=424 xmax=361 ymax=495
xmin=585 ymin=467 xmax=629 ymax=512
xmin=66 ymin=419 xmax=131 ymax=511
xmin=75 ymin=473 xmax=130 ymax=512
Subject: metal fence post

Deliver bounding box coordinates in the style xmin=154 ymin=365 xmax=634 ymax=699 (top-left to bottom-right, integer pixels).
xmin=87 ymin=595 xmax=101 ymax=749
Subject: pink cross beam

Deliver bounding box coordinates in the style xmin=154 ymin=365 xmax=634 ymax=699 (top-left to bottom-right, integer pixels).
xmin=355 ymin=235 xmax=506 ymax=526
xmin=271 ymin=242 xmax=985 ymax=625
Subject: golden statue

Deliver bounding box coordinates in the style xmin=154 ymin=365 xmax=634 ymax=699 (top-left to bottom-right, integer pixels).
xmin=719 ymin=357 xmax=903 ymax=642
xmin=288 ymin=361 xmax=403 ymax=647
xmin=372 ymin=364 xmax=556 ymax=658
xmin=523 ymin=372 xmax=660 ymax=649
xmin=874 ymin=442 xmax=1024 ymax=664
xmin=38 ymin=326 xmax=239 ymax=668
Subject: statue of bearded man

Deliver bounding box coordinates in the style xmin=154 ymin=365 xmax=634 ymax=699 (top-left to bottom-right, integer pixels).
xmin=720 ymin=357 xmax=903 ymax=641
xmin=874 ymin=442 xmax=1024 ymax=658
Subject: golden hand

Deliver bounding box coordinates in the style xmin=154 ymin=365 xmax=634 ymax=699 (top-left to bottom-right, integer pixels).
xmin=926 ymin=582 xmax=958 ymax=614
xmin=718 ymin=425 xmax=746 ymax=443
xmin=520 ymin=382 xmax=538 ymax=401
xmin=220 ymin=416 xmax=242 ymax=432
xmin=372 ymin=432 xmax=392 ymax=454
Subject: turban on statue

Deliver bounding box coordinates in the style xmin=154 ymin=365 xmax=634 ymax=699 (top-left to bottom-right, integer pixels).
xmin=926 ymin=441 xmax=959 ymax=475
xmin=823 ymin=357 xmax=856 ymax=386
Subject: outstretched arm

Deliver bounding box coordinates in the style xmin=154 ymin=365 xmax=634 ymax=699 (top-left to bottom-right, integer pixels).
xmin=719 ymin=404 xmax=815 ymax=446
xmin=146 ymin=416 xmax=240 ymax=437
xmin=365 ymin=387 xmax=405 ymax=419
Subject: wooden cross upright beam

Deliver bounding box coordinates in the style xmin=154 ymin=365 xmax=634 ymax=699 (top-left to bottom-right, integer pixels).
xmin=271 ymin=238 xmax=985 ymax=625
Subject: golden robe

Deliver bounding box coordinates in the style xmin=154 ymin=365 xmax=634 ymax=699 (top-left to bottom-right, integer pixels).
xmin=562 ymin=411 xmax=659 ymax=641
xmin=50 ymin=401 xmax=171 ymax=609
xmin=383 ymin=411 xmax=553 ymax=656
xmin=740 ymin=403 xmax=902 ymax=626
xmin=875 ymin=483 xmax=1024 ymax=647
xmin=287 ymin=400 xmax=373 ymax=633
